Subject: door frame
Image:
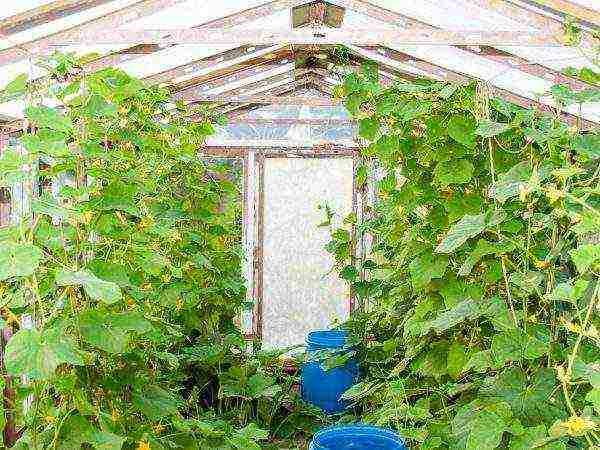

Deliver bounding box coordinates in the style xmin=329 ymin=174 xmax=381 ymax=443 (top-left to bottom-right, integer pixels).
xmin=201 ymin=144 xmax=362 ymax=348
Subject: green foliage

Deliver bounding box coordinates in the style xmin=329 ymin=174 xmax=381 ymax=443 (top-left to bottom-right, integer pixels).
xmin=329 ymin=64 xmax=600 ymax=449
xmin=0 ymin=56 xmax=318 ymax=449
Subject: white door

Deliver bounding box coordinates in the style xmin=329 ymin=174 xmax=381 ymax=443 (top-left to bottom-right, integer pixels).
xmin=260 ymin=157 xmax=354 ymax=349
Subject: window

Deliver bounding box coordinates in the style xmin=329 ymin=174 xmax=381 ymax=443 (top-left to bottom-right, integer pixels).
xmin=0 ymin=187 xmax=11 ymax=227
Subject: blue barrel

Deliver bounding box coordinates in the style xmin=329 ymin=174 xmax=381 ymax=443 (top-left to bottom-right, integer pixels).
xmin=301 ymin=330 xmax=360 ymax=413
xmin=309 ymin=425 xmax=407 ymax=450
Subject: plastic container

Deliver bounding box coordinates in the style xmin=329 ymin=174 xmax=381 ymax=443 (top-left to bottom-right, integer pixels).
xmin=309 ymin=425 xmax=407 ymax=450
xmin=301 ymin=330 xmax=360 ymax=413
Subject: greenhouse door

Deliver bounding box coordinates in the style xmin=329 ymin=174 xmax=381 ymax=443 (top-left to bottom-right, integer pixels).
xmin=258 ymin=156 xmax=354 ymax=350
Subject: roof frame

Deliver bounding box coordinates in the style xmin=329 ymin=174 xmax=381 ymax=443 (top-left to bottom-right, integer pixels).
xmin=0 ymin=0 xmax=115 ymax=36
xmin=351 ymin=45 xmax=598 ymax=129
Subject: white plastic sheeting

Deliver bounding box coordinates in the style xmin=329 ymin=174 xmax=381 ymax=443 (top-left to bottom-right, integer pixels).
xmin=261 ymin=157 xmax=353 ymax=349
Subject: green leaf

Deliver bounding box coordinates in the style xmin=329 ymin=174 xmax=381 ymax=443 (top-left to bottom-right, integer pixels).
xmin=340 ymin=265 xmax=358 ymax=281
xmin=229 ymin=424 xmax=269 ymax=450
xmin=78 ymin=310 xmax=151 ymax=354
xmin=54 ymin=414 xmax=95 ymax=450
xmin=90 ymin=431 xmax=126 ymax=450
xmin=573 ymin=359 xmax=600 ymax=388
xmin=0 ymin=73 xmax=28 ymax=101
xmin=133 ymin=385 xmax=179 ymax=420
xmin=448 ymin=115 xmax=477 ymax=149
xmin=433 ymin=159 xmax=474 ymax=187
xmin=569 ymin=243 xmax=600 ymax=273
xmin=447 ymin=342 xmax=467 ymax=379
xmin=421 ymin=299 xmax=484 ymax=336
xmin=25 ymin=106 xmax=73 ymax=133
xmin=586 ymin=388 xmax=600 ymax=414
xmin=359 ymin=117 xmax=380 ymax=140
xmin=0 ymin=242 xmax=43 ymax=281
xmin=547 ymin=279 xmax=589 ymax=304
xmin=56 ymin=269 xmax=122 ymax=304
xmin=4 ymin=328 xmax=83 ymax=380
xmin=452 ymin=400 xmax=510 ymax=450
xmin=481 ymin=368 xmax=556 ymax=417
xmin=20 ymin=131 xmax=70 ymax=158
xmin=439 ymin=83 xmax=459 ymax=99
xmin=572 ymin=133 xmax=599 ymax=160
xmin=488 ymin=162 xmax=530 ymax=203
xmin=32 ymin=193 xmax=82 ymax=222
xmin=509 ymin=425 xmax=565 ymax=450
xmin=78 ymin=310 xmax=128 ymax=354
xmin=459 ymin=239 xmax=515 ymax=276
xmin=409 ymin=250 xmax=449 ymax=290
xmin=509 ymin=271 xmax=544 ymax=294
xmin=436 ymin=214 xmax=485 ymax=253
xmin=464 ymin=350 xmax=493 ymax=373
xmin=572 ymin=212 xmax=600 ymax=236
xmin=84 ymin=94 xmax=119 ymax=118
xmin=437 ymin=210 xmax=506 ymax=254
xmin=247 ymin=373 xmax=282 ymax=398
xmin=475 ymin=119 xmax=511 ymax=138
xmin=0 ymin=149 xmax=34 ymax=185
xmin=491 ymin=327 xmax=550 ymax=366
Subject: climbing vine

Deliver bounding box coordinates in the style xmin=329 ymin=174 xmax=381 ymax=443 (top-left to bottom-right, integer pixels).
xmin=328 ymin=62 xmax=600 ymax=449
xmin=0 ymin=54 xmax=319 ymax=449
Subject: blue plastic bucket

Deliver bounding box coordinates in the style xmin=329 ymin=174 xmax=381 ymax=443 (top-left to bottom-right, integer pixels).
xmin=301 ymin=330 xmax=360 ymax=413
xmin=309 ymin=425 xmax=407 ymax=450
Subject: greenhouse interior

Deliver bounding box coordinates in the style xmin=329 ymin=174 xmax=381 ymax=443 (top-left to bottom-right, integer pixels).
xmin=0 ymin=0 xmax=598 ymax=449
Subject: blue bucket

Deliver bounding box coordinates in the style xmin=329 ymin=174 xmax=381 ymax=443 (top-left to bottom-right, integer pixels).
xmin=310 ymin=425 xmax=407 ymax=450
xmin=301 ymin=330 xmax=360 ymax=413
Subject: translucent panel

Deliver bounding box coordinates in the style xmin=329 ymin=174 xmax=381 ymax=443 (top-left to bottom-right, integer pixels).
xmin=210 ymin=89 xmax=357 ymax=143
xmin=0 ymin=0 xmax=138 ymax=51
xmin=0 ymin=0 xmax=55 ymax=21
xmin=204 ymin=63 xmax=296 ymax=95
xmin=363 ymin=0 xmax=590 ymax=72
xmin=116 ymin=43 xmax=284 ymax=80
xmin=122 ymin=0 xmax=287 ymax=29
xmin=261 ymin=157 xmax=352 ymax=349
xmin=217 ymin=124 xmax=293 ymax=140
xmin=367 ymin=0 xmax=531 ymax=31
xmin=387 ymin=44 xmax=600 ymax=123
xmin=569 ymin=0 xmax=600 ymax=10
xmin=497 ymin=46 xmax=594 ymax=71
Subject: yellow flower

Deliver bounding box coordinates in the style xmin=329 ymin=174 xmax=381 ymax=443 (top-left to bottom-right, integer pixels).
xmin=176 ymin=297 xmax=184 ymax=311
xmin=82 ymin=211 xmax=93 ymax=224
xmin=139 ymin=216 xmax=154 ymax=229
xmin=161 ymin=273 xmax=172 ymax=283
xmin=565 ymin=321 xmax=582 ymax=333
xmin=44 ymin=415 xmax=56 ymax=424
xmin=518 ymin=182 xmax=531 ymax=202
xmin=111 ymin=409 xmax=120 ymax=422
xmin=153 ymin=423 xmax=165 ymax=434
xmin=564 ymin=416 xmax=596 ymax=436
xmin=545 ymin=185 xmax=565 ymax=204
xmin=534 ymin=259 xmax=551 ymax=269
xmin=137 ymin=442 xmax=151 ymax=450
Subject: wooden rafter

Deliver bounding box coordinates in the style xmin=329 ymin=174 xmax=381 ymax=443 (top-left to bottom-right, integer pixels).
xmin=0 ymin=0 xmax=114 ymax=36
xmin=32 ymin=27 xmax=579 ymax=46
xmin=0 ymin=0 xmax=191 ymax=67
xmin=508 ymin=0 xmax=600 ymax=30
